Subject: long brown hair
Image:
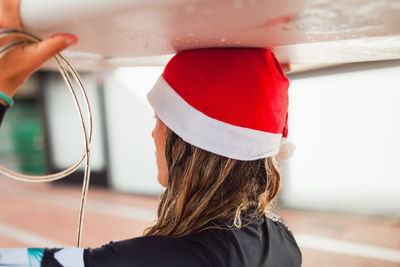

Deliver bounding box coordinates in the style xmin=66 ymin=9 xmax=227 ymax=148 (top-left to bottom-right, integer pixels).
xmin=145 ymin=127 xmax=281 ymax=237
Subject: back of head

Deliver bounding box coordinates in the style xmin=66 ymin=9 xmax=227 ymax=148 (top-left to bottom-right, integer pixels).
xmin=145 ymin=128 xmax=281 ymax=237
xmin=146 ymin=47 xmax=290 ymax=237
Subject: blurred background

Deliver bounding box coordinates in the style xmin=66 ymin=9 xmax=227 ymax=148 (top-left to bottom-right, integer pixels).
xmin=2 ymin=1 xmax=400 ymax=264
xmin=0 ymin=60 xmax=399 ymax=266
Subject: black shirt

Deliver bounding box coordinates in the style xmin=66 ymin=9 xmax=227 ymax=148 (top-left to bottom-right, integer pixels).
xmin=42 ymin=215 xmax=301 ymax=267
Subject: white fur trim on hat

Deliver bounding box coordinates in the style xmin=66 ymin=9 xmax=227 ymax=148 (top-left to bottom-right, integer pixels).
xmin=277 ymin=138 xmax=296 ymax=161
xmin=147 ymin=76 xmax=282 ymax=161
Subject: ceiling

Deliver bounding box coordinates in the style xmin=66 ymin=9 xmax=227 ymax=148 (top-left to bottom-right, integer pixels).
xmin=20 ymin=0 xmax=400 ymax=71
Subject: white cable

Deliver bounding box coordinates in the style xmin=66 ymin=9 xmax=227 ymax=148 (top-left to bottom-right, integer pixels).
xmin=0 ymin=29 xmax=92 ymax=247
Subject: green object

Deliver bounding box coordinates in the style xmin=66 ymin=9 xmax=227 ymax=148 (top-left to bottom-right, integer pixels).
xmin=5 ymin=101 xmax=48 ymax=175
xmin=12 ymin=120 xmax=47 ymax=174
xmin=0 ymin=91 xmax=14 ymax=107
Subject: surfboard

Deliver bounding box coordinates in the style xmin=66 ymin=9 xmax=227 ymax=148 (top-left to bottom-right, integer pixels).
xmin=20 ymin=0 xmax=400 ymax=71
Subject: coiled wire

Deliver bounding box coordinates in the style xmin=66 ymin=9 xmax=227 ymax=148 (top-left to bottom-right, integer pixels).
xmin=0 ymin=29 xmax=92 ymax=248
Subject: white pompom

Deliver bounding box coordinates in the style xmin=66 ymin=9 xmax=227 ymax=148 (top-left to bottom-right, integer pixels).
xmin=277 ymin=139 xmax=296 ymax=161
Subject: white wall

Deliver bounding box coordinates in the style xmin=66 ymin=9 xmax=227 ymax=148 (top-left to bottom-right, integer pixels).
xmin=104 ymin=67 xmax=164 ymax=195
xmin=44 ymin=73 xmax=106 ymax=171
xmin=282 ymin=64 xmax=400 ymax=215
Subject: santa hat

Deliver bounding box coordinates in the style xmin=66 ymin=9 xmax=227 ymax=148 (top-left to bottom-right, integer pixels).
xmin=147 ymin=48 xmax=294 ymax=161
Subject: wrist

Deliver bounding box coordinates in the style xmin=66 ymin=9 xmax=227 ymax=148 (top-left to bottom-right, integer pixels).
xmin=0 ymin=80 xmax=18 ymax=98
xmin=0 ymin=91 xmax=14 ymax=107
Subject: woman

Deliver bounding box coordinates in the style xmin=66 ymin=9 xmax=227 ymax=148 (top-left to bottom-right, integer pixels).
xmin=0 ymin=0 xmax=301 ymax=266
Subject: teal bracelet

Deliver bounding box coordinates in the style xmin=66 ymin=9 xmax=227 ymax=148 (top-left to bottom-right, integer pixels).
xmin=0 ymin=91 xmax=14 ymax=107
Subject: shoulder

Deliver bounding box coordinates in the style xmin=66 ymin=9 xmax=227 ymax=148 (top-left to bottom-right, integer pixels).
xmin=222 ymin=213 xmax=302 ymax=267
xmin=265 ymin=212 xmax=298 ymax=246
xmin=264 ymin=212 xmax=303 ymax=267
xmin=84 ymin=235 xmax=217 ymax=267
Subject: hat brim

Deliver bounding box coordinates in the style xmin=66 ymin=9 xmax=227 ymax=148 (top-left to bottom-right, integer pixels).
xmin=147 ymin=76 xmax=282 ymax=161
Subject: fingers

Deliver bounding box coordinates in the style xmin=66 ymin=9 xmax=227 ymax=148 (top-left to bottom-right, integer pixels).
xmin=24 ymin=33 xmax=78 ymax=70
xmin=0 ymin=0 xmax=22 ymax=29
xmin=0 ymin=33 xmax=78 ymax=96
xmin=0 ymin=1 xmax=79 ymax=97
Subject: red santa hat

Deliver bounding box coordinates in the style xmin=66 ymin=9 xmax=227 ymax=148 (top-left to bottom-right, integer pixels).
xmin=147 ymin=48 xmax=294 ymax=161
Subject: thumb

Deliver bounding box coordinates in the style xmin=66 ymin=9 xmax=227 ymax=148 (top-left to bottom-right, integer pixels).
xmin=24 ymin=34 xmax=78 ymax=70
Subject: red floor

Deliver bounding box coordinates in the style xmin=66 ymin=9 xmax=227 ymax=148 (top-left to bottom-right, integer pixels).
xmin=0 ymin=177 xmax=399 ymax=266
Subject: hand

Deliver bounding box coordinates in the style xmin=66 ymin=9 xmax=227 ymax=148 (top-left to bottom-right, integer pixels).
xmin=0 ymin=0 xmax=78 ymax=104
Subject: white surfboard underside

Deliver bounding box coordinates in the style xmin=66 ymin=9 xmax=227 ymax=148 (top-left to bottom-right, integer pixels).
xmin=20 ymin=0 xmax=400 ymax=71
